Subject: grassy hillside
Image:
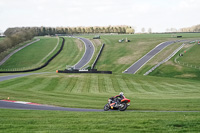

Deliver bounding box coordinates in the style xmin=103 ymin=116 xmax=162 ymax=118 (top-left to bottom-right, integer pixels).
xmin=150 ymin=43 xmax=200 ymax=80
xmin=82 ymin=33 xmax=200 ymax=73
xmin=0 ymin=37 xmax=85 ymax=72
xmin=176 ymin=44 xmax=200 ymax=66
xmin=0 ymin=37 xmax=59 ymax=71
xmin=0 ymin=38 xmax=37 ymax=61
xmin=37 ymin=37 xmax=85 ymax=72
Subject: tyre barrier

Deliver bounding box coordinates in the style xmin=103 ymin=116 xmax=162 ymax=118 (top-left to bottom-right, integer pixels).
xmin=56 ymin=69 xmax=112 ymax=74
xmin=91 ymin=43 xmax=105 ymax=69
xmin=0 ymin=37 xmax=65 ymax=73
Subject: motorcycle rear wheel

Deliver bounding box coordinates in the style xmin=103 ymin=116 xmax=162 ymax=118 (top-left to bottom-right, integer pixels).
xmin=119 ymin=103 xmax=127 ymax=111
xmin=104 ymin=104 xmax=110 ymax=111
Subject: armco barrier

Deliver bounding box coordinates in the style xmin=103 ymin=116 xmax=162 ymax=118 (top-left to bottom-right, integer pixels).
xmin=0 ymin=37 xmax=65 ymax=73
xmin=91 ymin=43 xmax=105 ymax=69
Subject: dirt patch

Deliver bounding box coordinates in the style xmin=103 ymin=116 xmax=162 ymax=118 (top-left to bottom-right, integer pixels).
xmin=175 ymin=74 xmax=197 ymax=78
xmin=183 ymin=44 xmax=194 ymax=49
xmin=75 ymin=39 xmax=84 ymax=51
xmin=117 ymin=56 xmax=134 ymax=64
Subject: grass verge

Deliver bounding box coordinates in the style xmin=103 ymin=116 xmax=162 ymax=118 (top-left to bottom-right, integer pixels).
xmin=0 ymin=109 xmax=200 ymax=132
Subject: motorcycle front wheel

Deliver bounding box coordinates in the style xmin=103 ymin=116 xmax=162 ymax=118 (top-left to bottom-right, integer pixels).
xmin=119 ymin=103 xmax=127 ymax=111
xmin=104 ymin=104 xmax=110 ymax=111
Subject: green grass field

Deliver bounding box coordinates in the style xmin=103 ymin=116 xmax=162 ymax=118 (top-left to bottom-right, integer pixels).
xmin=0 ymin=38 xmax=37 ymax=61
xmin=0 ymin=109 xmax=200 ymax=132
xmin=0 ymin=33 xmax=200 ymax=132
xmin=176 ymin=44 xmax=200 ymax=66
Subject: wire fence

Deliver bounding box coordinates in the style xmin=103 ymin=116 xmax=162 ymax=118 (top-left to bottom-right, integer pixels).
xmin=174 ymin=43 xmax=200 ymax=70
xmin=175 ymin=61 xmax=200 ymax=70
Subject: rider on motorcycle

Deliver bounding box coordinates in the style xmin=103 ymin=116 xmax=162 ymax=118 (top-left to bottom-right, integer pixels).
xmin=110 ymin=92 xmax=125 ymax=106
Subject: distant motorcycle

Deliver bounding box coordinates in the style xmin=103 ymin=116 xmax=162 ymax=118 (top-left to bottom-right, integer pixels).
xmin=104 ymin=97 xmax=131 ymax=111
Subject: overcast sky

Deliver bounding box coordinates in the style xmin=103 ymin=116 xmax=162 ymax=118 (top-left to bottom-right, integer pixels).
xmin=0 ymin=0 xmax=199 ymax=32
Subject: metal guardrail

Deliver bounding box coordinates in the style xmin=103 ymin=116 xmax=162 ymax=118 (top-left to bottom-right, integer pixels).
xmin=144 ymin=43 xmax=185 ymax=75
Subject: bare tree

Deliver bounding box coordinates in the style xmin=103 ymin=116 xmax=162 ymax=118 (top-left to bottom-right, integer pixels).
xmin=141 ymin=28 xmax=145 ymax=33
xmin=148 ymin=28 xmax=152 ymax=33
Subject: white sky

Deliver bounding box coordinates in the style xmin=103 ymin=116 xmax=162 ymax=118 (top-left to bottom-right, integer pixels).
xmin=0 ymin=0 xmax=200 ymax=33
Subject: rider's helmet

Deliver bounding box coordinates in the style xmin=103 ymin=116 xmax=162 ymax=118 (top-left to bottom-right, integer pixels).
xmin=119 ymin=92 xmax=124 ymax=96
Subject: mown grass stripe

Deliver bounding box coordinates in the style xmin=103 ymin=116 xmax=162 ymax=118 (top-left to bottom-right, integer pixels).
xmin=127 ymin=79 xmax=144 ymax=93
xmin=1 ymin=77 xmax=38 ymax=91
xmin=41 ymin=77 xmax=59 ymax=91
xmin=98 ymin=75 xmax=106 ymax=93
xmin=110 ymin=75 xmax=122 ymax=92
xmin=141 ymin=81 xmax=163 ymax=93
xmin=116 ymin=76 xmax=131 ymax=93
xmin=53 ymin=76 xmax=69 ymax=93
xmin=132 ymin=79 xmax=151 ymax=93
xmin=104 ymin=75 xmax=115 ymax=93
xmin=71 ymin=76 xmax=84 ymax=93
xmin=0 ymin=77 xmax=28 ymax=88
xmin=151 ymin=81 xmax=171 ymax=92
xmin=123 ymin=76 xmax=139 ymax=93
xmin=82 ymin=74 xmax=91 ymax=93
xmin=90 ymin=74 xmax=99 ymax=93
xmin=135 ymin=80 xmax=156 ymax=93
xmin=63 ymin=77 xmax=73 ymax=93
xmin=162 ymin=83 xmax=183 ymax=92
xmin=29 ymin=77 xmax=52 ymax=91
xmin=15 ymin=77 xmax=46 ymax=91
xmin=66 ymin=77 xmax=78 ymax=93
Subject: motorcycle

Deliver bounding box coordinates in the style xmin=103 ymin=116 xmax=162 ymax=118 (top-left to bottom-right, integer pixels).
xmin=104 ymin=97 xmax=131 ymax=111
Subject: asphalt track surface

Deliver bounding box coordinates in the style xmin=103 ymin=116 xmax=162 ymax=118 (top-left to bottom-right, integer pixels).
xmin=0 ymin=100 xmax=102 ymax=112
xmin=0 ymin=72 xmax=51 ymax=82
xmin=1 ymin=100 xmax=199 ymax=112
xmin=123 ymin=40 xmax=186 ymax=74
xmin=73 ymin=37 xmax=94 ymax=69
xmin=0 ymin=39 xmax=40 ymax=66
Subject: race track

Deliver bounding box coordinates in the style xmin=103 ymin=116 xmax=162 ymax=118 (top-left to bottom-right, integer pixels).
xmin=123 ymin=40 xmax=186 ymax=74
xmin=0 ymin=100 xmax=199 ymax=112
xmin=73 ymin=37 xmax=94 ymax=69
xmin=0 ymin=100 xmax=102 ymax=112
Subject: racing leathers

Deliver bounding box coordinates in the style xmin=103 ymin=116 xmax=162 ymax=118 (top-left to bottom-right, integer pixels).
xmin=110 ymin=95 xmax=125 ymax=105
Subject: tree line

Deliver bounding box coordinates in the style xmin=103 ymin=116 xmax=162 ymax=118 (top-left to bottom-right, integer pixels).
xmin=38 ymin=25 xmax=134 ymax=35
xmin=180 ymin=24 xmax=200 ymax=32
xmin=0 ymin=28 xmax=35 ymax=53
xmin=5 ymin=25 xmax=134 ymax=36
xmin=0 ymin=25 xmax=134 ymax=54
